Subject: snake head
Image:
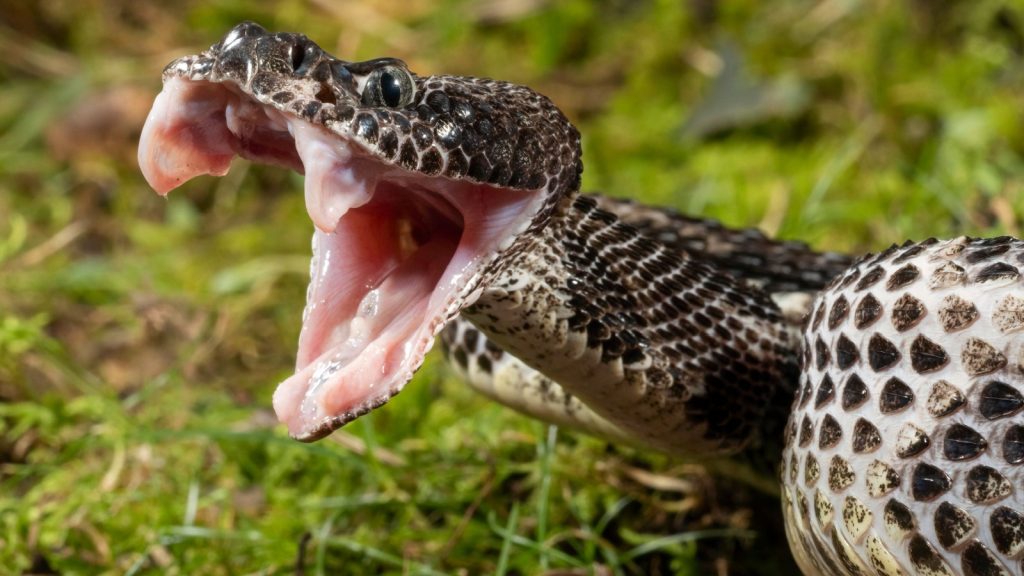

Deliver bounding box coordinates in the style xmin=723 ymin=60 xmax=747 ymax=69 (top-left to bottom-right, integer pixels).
xmin=138 ymin=22 xmax=581 ymax=441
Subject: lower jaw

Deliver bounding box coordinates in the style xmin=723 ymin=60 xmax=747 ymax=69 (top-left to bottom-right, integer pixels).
xmin=273 ymin=183 xmax=463 ymax=439
xmin=272 ymin=173 xmax=544 ymax=440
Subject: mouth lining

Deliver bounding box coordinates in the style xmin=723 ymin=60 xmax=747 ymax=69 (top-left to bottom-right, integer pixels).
xmin=278 ymin=179 xmax=465 ymax=441
xmin=138 ymin=75 xmax=544 ymax=441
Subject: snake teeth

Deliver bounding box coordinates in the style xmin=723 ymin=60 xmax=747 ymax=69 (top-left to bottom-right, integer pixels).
xmin=289 ymin=121 xmax=375 ymax=233
xmin=783 ymin=237 xmax=1024 ymax=575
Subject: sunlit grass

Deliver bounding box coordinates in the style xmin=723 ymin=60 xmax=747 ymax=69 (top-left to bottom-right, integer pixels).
xmin=1 ymin=1 xmax=1023 ymax=574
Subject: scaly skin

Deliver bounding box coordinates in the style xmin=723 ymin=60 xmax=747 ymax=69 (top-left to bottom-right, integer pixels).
xmin=784 ymin=237 xmax=1024 ymax=576
xmin=140 ymin=23 xmax=1024 ymax=575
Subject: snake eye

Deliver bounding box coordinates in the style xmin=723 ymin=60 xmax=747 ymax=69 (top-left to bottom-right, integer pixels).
xmin=362 ymin=65 xmax=415 ymax=108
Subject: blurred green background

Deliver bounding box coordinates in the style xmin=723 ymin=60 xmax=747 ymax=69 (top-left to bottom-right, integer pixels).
xmin=1 ymin=1 xmax=1022 ymax=574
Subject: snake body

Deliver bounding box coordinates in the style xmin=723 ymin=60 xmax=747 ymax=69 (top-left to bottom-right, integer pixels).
xmin=138 ymin=23 xmax=1024 ymax=575
xmin=784 ymin=237 xmax=1024 ymax=575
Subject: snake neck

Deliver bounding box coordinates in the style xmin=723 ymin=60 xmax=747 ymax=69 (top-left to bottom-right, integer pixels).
xmin=464 ymin=194 xmax=801 ymax=457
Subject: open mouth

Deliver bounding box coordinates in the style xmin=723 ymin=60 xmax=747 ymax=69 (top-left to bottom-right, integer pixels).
xmin=138 ymin=75 xmax=543 ymax=441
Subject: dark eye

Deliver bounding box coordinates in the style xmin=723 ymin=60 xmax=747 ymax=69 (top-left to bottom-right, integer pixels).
xmin=362 ymin=65 xmax=415 ymax=108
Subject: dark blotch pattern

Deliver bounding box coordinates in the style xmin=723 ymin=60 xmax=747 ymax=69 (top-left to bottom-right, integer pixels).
xmin=854 ymin=293 xmax=882 ymax=329
xmin=815 ymin=337 xmax=830 ymax=370
xmin=828 ymin=295 xmax=849 ymax=329
xmin=804 ymin=454 xmax=820 ymax=486
xmin=885 ymin=263 xmax=920 ymax=290
xmin=851 ymin=418 xmax=881 ymax=453
xmin=974 ymin=261 xmax=1019 ymax=283
xmin=834 ymin=335 xmax=859 ymax=370
xmin=841 ymin=373 xmax=869 ymax=411
xmin=1004 ymin=425 xmax=1024 ymax=464
xmin=815 ymin=374 xmax=835 ymax=408
xmin=828 ymin=455 xmax=856 ymax=492
xmin=818 ymin=414 xmax=843 ymax=449
xmin=930 ymin=261 xmax=966 ymax=289
xmin=811 ymin=301 xmax=826 ymax=331
xmin=909 ymin=534 xmax=954 ymax=574
xmin=943 ymin=423 xmax=988 ymax=461
xmin=990 ymin=507 xmax=1024 ymax=557
xmin=891 ymin=292 xmax=926 ymax=331
xmin=939 ymin=294 xmax=979 ymax=332
xmin=884 ymin=499 xmax=915 ymax=534
xmin=868 ymin=333 xmax=900 ymax=371
xmin=993 ymin=294 xmax=1024 ymax=333
xmin=934 ymin=501 xmax=976 ymax=549
xmin=961 ymin=338 xmax=1007 ymax=376
xmin=961 ymin=540 xmax=1010 ymax=576
xmin=966 ymin=240 xmax=1011 ymax=263
xmin=855 ymin=267 xmax=885 ymax=291
xmin=477 ymin=354 xmax=492 ymax=374
xmin=896 ymin=424 xmax=930 ymax=458
xmin=927 ymin=380 xmax=965 ymax=417
xmin=912 ymin=463 xmax=951 ymax=501
xmin=965 ymin=465 xmax=1011 ymax=504
xmin=799 ymin=415 xmax=814 ymax=447
xmin=879 ymin=377 xmax=914 ymax=413
xmin=419 ymin=147 xmax=443 ymax=175
xmin=910 ymin=334 xmax=949 ymax=373
xmin=893 ymin=243 xmax=926 ymax=263
xmin=978 ymin=381 xmax=1024 ymax=420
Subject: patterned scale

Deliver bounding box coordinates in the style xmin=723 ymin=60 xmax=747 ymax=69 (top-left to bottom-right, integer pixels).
xmin=140 ymin=23 xmax=1024 ymax=575
xmin=591 ymin=195 xmax=853 ymax=294
xmin=783 ymin=237 xmax=1024 ymax=576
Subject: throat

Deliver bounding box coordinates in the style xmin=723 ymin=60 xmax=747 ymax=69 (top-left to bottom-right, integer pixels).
xmin=462 ymin=197 xmax=799 ymax=457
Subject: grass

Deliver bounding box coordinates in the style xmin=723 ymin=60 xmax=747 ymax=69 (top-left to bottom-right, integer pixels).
xmin=1 ymin=0 xmax=1023 ymax=574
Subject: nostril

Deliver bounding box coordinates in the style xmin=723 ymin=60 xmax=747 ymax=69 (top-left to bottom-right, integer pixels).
xmin=290 ymin=43 xmax=306 ymax=72
xmin=291 ymin=43 xmax=319 ymax=76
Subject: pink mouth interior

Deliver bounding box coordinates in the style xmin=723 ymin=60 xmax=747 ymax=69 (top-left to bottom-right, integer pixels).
xmin=138 ymin=77 xmax=541 ymax=440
